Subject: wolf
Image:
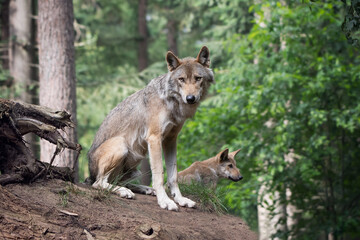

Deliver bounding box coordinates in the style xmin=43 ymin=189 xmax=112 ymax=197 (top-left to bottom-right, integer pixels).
xmin=87 ymin=46 xmax=214 ymax=211
xmin=178 ymin=148 xmax=243 ymax=188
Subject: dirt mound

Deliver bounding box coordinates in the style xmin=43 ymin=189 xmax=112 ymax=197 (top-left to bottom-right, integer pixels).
xmin=0 ymin=179 xmax=257 ymax=239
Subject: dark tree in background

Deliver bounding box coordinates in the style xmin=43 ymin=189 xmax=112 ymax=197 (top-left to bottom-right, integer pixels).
xmin=38 ymin=0 xmax=78 ymax=181
xmin=137 ymin=0 xmax=148 ymax=72
xmin=137 ymin=0 xmax=152 ymax=186
xmin=0 ymin=0 xmax=10 ymax=73
xmin=166 ymin=19 xmax=178 ymax=56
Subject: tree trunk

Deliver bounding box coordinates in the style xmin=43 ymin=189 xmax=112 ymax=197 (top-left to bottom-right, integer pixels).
xmin=137 ymin=0 xmax=148 ymax=72
xmin=9 ymin=0 xmax=37 ymax=155
xmin=258 ymin=180 xmax=286 ymax=240
xmin=38 ymin=0 xmax=78 ymax=181
xmin=1 ymin=0 xmax=10 ymax=74
xmin=9 ymin=0 xmax=33 ymax=103
xmin=166 ymin=19 xmax=178 ymax=56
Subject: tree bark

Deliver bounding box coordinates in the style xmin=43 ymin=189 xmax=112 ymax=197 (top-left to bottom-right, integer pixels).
xmin=9 ymin=0 xmax=33 ymax=103
xmin=257 ymin=182 xmax=286 ymax=240
xmin=1 ymin=0 xmax=10 ymax=74
xmin=137 ymin=0 xmax=148 ymax=71
xmin=38 ymin=0 xmax=78 ymax=181
xmin=9 ymin=0 xmax=37 ymax=155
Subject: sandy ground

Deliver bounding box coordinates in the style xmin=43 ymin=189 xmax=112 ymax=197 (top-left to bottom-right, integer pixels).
xmin=0 ymin=179 xmax=257 ymax=239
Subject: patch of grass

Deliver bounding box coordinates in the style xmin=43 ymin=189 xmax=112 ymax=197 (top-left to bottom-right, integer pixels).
xmin=65 ymin=182 xmax=86 ymax=196
xmin=58 ymin=190 xmax=69 ymax=207
xmin=92 ymin=187 xmax=113 ymax=202
xmin=178 ymin=181 xmax=228 ymax=214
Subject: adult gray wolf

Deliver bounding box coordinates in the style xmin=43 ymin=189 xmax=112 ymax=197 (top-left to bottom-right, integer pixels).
xmin=88 ymin=46 xmax=214 ymax=211
xmin=178 ymin=148 xmax=243 ymax=188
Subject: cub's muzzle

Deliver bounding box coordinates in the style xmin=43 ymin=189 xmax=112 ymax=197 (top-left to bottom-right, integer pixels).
xmin=229 ymin=175 xmax=243 ymax=182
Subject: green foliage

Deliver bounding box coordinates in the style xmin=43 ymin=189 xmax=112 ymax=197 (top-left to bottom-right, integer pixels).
xmin=341 ymin=0 xmax=360 ymax=46
xmin=204 ymin=1 xmax=359 ymax=238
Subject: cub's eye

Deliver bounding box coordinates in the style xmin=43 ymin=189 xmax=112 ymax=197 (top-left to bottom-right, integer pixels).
xmin=178 ymin=78 xmax=185 ymax=83
xmin=228 ymin=164 xmax=233 ymax=168
xmin=195 ymin=76 xmax=202 ymax=82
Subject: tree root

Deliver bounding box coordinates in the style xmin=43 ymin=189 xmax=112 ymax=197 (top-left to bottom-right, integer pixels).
xmin=0 ymin=98 xmax=81 ymax=185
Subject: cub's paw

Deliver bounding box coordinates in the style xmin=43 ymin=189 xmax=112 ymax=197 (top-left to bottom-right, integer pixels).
xmin=145 ymin=187 xmax=156 ymax=196
xmin=174 ymin=196 xmax=196 ymax=208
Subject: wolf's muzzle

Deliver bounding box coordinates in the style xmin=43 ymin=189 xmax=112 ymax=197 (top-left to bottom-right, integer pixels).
xmin=186 ymin=95 xmax=196 ymax=104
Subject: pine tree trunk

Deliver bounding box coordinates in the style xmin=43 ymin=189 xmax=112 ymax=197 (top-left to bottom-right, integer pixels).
xmin=38 ymin=0 xmax=78 ymax=181
xmin=9 ymin=0 xmax=38 ymax=154
xmin=137 ymin=0 xmax=148 ymax=72
xmin=1 ymin=0 xmax=10 ymax=74
xmin=9 ymin=0 xmax=33 ymax=103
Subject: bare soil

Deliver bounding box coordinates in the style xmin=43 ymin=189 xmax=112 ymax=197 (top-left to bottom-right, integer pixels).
xmin=0 ymin=179 xmax=257 ymax=240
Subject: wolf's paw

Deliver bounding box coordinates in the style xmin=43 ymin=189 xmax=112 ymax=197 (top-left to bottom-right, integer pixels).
xmin=115 ymin=187 xmax=135 ymax=199
xmin=158 ymin=198 xmax=178 ymax=211
xmin=174 ymin=196 xmax=196 ymax=208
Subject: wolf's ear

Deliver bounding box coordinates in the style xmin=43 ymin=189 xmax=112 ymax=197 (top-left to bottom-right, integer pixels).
xmin=166 ymin=51 xmax=181 ymax=71
xmin=218 ymin=148 xmax=229 ymax=163
xmin=229 ymin=149 xmax=241 ymax=159
xmin=196 ymin=46 xmax=210 ymax=68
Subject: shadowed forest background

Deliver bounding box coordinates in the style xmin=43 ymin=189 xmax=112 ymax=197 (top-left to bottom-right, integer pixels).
xmin=1 ymin=0 xmax=360 ymax=239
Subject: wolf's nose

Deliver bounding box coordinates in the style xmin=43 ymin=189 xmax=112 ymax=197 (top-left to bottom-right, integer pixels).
xmin=239 ymin=176 xmax=243 ymax=181
xmin=186 ymin=95 xmax=196 ymax=104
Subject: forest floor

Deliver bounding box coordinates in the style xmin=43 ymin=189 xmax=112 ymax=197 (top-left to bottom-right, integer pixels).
xmin=0 ymin=179 xmax=257 ymax=240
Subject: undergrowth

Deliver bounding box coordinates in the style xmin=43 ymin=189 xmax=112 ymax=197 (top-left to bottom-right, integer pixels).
xmin=178 ymin=181 xmax=227 ymax=214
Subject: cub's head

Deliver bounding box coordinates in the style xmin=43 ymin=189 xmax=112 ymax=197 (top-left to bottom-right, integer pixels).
xmin=166 ymin=46 xmax=214 ymax=105
xmin=216 ymin=148 xmax=243 ymax=182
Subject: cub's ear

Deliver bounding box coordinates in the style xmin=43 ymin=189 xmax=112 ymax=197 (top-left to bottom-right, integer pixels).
xmin=166 ymin=51 xmax=181 ymax=71
xmin=196 ymin=46 xmax=210 ymax=68
xmin=217 ymin=148 xmax=229 ymax=163
xmin=229 ymin=149 xmax=241 ymax=159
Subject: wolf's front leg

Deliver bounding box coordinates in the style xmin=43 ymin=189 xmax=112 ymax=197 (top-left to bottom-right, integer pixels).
xmin=163 ymin=137 xmax=196 ymax=208
xmin=147 ymin=134 xmax=178 ymax=211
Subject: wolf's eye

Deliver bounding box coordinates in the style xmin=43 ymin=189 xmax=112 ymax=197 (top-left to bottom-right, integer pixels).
xmin=228 ymin=164 xmax=233 ymax=168
xmin=195 ymin=76 xmax=202 ymax=82
xmin=178 ymin=78 xmax=185 ymax=83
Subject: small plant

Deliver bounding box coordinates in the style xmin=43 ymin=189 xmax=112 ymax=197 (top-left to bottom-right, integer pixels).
xmin=92 ymin=187 xmax=112 ymax=202
xmin=178 ymin=181 xmax=228 ymax=214
xmin=66 ymin=182 xmax=86 ymax=196
xmin=58 ymin=190 xmax=69 ymax=207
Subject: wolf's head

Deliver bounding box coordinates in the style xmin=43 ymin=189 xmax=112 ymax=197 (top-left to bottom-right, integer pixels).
xmin=216 ymin=148 xmax=243 ymax=182
xmin=166 ymin=46 xmax=214 ymax=105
